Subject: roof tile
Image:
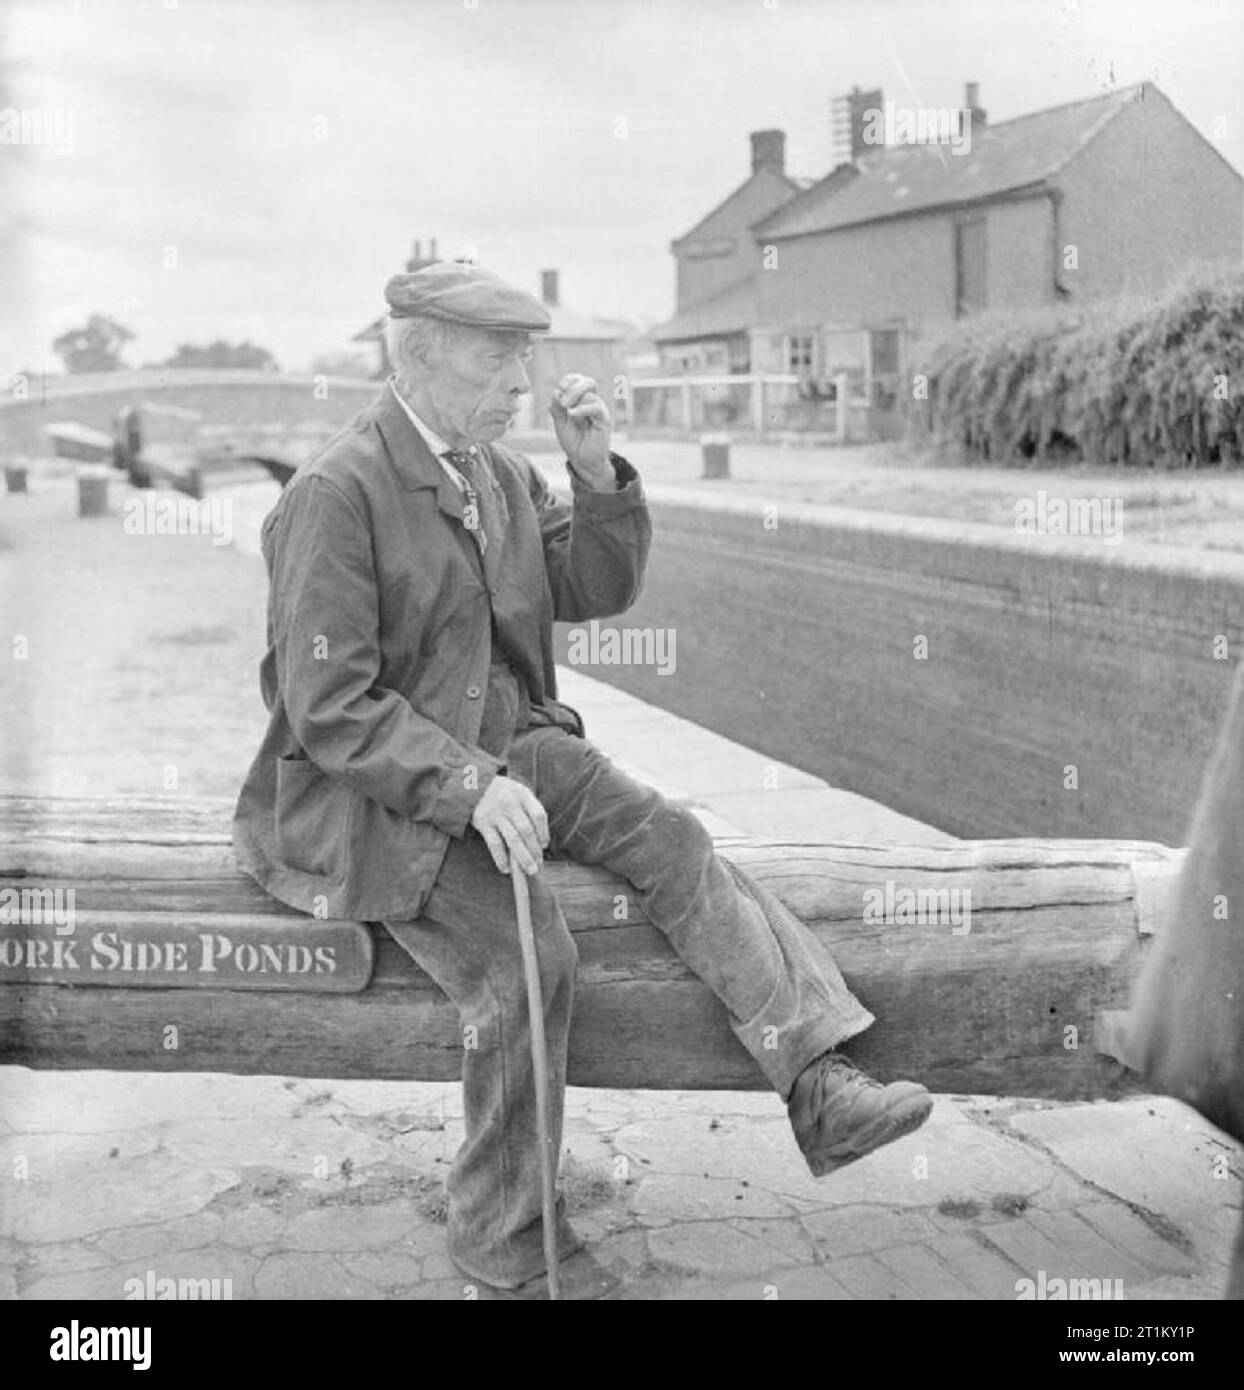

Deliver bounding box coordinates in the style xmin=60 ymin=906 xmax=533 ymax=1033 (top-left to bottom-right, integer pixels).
xmin=758 ymin=85 xmax=1144 ymax=240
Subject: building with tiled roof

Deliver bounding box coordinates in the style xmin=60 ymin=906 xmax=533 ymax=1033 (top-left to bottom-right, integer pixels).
xmin=652 ymin=130 xmax=813 ymax=373
xmin=757 ymin=85 xmax=1156 ymax=241
xmin=654 ymin=82 xmax=1242 ymax=439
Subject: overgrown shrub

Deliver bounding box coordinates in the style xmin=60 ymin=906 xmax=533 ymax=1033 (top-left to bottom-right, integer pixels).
xmin=913 ymin=266 xmax=1244 ymax=467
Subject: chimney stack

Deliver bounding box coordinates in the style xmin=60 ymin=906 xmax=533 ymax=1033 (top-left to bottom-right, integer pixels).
xmin=540 ymin=269 xmax=559 ymax=307
xmin=749 ymin=129 xmax=786 ymax=175
xmin=831 ymin=86 xmax=884 ymax=165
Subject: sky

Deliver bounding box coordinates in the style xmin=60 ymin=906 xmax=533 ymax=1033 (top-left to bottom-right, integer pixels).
xmin=3 ymin=0 xmax=1242 ymax=373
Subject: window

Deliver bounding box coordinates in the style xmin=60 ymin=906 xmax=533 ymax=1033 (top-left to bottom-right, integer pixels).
xmin=785 ymin=333 xmax=814 ymax=374
xmin=955 ymin=217 xmax=987 ymax=316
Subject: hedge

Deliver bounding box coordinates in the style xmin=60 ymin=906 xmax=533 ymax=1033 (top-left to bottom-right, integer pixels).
xmin=913 ymin=266 xmax=1244 ymax=467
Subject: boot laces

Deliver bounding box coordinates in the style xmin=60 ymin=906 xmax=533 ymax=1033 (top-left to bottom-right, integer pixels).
xmin=809 ymin=1052 xmax=882 ymax=1109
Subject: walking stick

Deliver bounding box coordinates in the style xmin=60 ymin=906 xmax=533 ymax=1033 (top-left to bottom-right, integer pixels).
xmin=510 ymin=861 xmax=560 ymax=1300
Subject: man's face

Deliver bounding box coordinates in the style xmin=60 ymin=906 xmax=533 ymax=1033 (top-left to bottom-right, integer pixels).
xmin=421 ymin=326 xmax=534 ymax=443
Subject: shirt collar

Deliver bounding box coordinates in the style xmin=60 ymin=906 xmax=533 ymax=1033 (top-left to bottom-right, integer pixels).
xmin=388 ymin=378 xmax=459 ymax=460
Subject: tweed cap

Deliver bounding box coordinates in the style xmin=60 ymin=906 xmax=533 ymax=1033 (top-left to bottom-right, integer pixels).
xmin=384 ymin=262 xmax=552 ymax=332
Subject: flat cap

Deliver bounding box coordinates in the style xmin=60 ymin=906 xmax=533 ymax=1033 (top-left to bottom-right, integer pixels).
xmin=384 ymin=262 xmax=552 ymax=332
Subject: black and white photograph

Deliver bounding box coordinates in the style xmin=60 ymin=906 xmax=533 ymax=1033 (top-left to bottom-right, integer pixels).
xmin=2 ymin=0 xmax=1243 ymax=1342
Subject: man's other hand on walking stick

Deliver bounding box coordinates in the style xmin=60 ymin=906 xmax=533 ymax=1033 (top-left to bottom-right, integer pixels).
xmin=471 ymin=775 xmax=549 ymax=875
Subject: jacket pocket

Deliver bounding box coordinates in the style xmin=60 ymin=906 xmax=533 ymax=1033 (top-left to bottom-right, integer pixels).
xmin=274 ymin=755 xmax=352 ymax=882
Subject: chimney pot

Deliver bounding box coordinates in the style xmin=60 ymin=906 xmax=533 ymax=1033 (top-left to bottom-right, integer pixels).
xmin=405 ymin=237 xmax=443 ymax=272
xmin=749 ymin=129 xmax=786 ymax=175
xmin=540 ymin=269 xmax=559 ymax=307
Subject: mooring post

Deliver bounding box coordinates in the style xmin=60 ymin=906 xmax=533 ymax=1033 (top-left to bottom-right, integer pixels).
xmin=700 ymin=431 xmax=731 ymax=479
xmin=76 ymin=464 xmax=110 ymax=518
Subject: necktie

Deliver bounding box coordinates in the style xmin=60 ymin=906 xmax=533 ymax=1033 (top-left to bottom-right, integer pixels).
xmin=443 ymin=448 xmax=487 ymax=555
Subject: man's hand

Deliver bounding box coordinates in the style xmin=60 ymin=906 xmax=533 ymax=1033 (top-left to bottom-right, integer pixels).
xmin=470 ymin=775 xmax=550 ymax=876
xmin=550 ymin=373 xmax=613 ymax=487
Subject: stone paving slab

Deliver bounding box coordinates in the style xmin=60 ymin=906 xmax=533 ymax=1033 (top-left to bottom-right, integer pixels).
xmin=701 ymin=785 xmax=956 ymax=845
xmin=1075 ymin=1201 xmax=1198 ymax=1277
xmin=919 ymin=1233 xmax=1035 ymax=1301
xmin=981 ymin=1209 xmax=1153 ymax=1295
xmin=556 ymin=668 xmax=956 ymax=846
xmin=2 ymin=1149 xmax=239 ymax=1247
xmin=1 ymin=1068 xmax=1238 ymax=1301
xmin=1009 ymin=1100 xmax=1243 ymax=1279
xmin=875 ymin=1242 xmax=984 ymax=1300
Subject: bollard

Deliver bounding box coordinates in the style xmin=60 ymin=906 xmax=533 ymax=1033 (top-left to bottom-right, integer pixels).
xmin=4 ymin=464 xmax=28 ymax=495
xmin=700 ymin=432 xmax=731 ymax=480
xmin=77 ymin=465 xmax=110 ymax=518
xmin=835 ymin=371 xmax=850 ymax=445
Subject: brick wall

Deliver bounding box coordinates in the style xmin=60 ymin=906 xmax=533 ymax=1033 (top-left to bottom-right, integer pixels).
xmin=758 ymin=195 xmax=1058 ymax=344
xmin=758 ymin=211 xmax=957 ymax=338
xmin=1055 ymin=87 xmax=1243 ymax=301
xmin=675 ymin=167 xmax=799 ymax=310
xmin=984 ymin=196 xmax=1056 ymax=312
xmin=556 ymin=496 xmax=1244 ymax=843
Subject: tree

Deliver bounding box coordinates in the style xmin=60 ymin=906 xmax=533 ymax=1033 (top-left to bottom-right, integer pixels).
xmin=52 ymin=314 xmax=134 ymax=373
xmin=161 ymin=340 xmax=279 ymax=370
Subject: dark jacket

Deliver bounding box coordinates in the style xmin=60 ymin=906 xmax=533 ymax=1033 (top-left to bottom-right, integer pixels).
xmin=232 ymin=386 xmax=651 ymax=920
